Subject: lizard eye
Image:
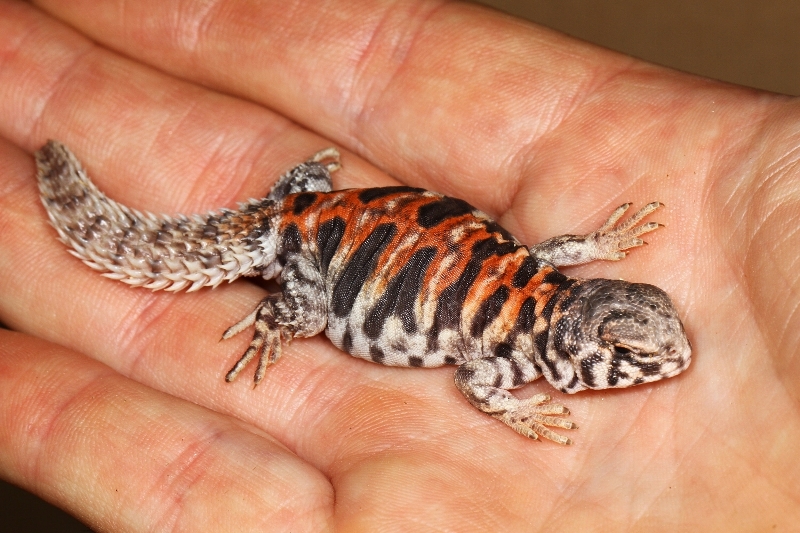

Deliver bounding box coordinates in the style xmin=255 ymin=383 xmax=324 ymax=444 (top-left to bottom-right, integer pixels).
xmin=613 ymin=344 xmax=633 ymax=355
xmin=614 ymin=342 xmax=662 ymax=361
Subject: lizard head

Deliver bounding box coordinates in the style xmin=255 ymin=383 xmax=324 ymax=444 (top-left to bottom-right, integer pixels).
xmin=541 ymin=278 xmax=692 ymax=394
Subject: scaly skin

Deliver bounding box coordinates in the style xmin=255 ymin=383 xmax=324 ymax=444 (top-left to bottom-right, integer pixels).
xmin=37 ymin=140 xmax=690 ymax=445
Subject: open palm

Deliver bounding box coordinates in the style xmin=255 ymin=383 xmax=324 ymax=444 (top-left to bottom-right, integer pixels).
xmin=1 ymin=1 xmax=797 ymax=531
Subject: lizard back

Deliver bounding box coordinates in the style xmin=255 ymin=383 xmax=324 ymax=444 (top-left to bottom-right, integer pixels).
xmin=276 ymin=188 xmax=567 ymax=370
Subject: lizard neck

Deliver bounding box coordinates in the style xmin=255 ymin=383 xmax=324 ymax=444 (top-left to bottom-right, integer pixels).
xmin=530 ymin=267 xmax=587 ymax=393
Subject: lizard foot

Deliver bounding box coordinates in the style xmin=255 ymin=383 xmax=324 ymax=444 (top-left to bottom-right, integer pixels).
xmin=497 ymin=394 xmax=577 ymax=445
xmin=589 ymin=201 xmax=664 ymax=261
xmin=222 ymin=297 xmax=287 ymax=385
xmin=309 ymin=146 xmax=341 ymax=173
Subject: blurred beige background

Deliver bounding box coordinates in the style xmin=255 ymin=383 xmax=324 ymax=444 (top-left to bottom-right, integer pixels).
xmin=3 ymin=1 xmax=800 ymax=531
xmin=479 ymin=0 xmax=800 ymax=95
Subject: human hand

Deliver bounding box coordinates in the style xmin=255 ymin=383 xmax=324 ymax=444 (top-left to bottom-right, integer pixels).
xmin=1 ymin=1 xmax=797 ymax=530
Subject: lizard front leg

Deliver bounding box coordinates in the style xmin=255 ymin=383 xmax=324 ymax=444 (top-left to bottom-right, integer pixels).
xmin=266 ymin=148 xmax=340 ymax=200
xmin=454 ymin=356 xmax=577 ymax=445
xmin=530 ymin=202 xmax=663 ymax=267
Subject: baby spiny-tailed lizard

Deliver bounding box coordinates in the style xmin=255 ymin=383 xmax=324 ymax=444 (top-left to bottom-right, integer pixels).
xmin=35 ymin=141 xmax=691 ymax=445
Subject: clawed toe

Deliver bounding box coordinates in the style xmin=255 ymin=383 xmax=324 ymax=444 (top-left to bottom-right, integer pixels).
xmin=499 ymin=394 xmax=576 ymax=445
xmin=223 ymin=298 xmax=287 ymax=385
xmin=591 ymin=202 xmax=664 ymax=260
xmin=309 ymin=147 xmax=341 ymax=173
xmin=224 ymin=327 xmax=283 ymax=385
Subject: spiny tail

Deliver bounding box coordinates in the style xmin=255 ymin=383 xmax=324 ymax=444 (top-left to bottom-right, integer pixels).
xmin=35 ymin=140 xmax=278 ymax=292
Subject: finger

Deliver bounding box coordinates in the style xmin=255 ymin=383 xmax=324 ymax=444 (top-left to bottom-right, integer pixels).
xmin=30 ymin=0 xmax=635 ymax=212
xmin=29 ymin=0 xmax=755 ymax=261
xmin=0 ymin=0 xmax=389 ymax=215
xmin=0 ymin=330 xmax=332 ymax=532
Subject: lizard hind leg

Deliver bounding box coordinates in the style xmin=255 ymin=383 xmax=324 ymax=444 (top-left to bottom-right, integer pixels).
xmin=222 ymin=254 xmax=328 ymax=385
xmin=222 ymin=295 xmax=287 ymax=385
xmin=267 ymin=148 xmax=340 ymax=200
xmin=454 ymin=356 xmax=577 ymax=445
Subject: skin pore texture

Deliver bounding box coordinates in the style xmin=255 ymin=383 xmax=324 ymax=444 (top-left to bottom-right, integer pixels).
xmin=0 ymin=1 xmax=798 ymax=531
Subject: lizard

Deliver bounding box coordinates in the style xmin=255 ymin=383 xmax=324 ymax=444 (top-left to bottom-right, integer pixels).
xmin=35 ymin=140 xmax=692 ymax=445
